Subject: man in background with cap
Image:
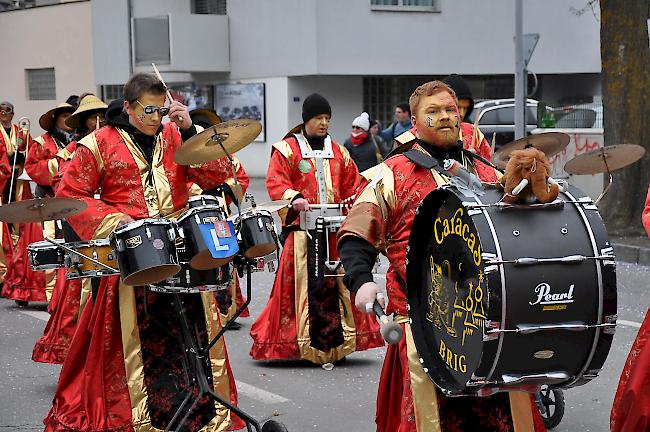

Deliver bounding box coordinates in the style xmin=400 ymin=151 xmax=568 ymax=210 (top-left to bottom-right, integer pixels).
xmin=250 ymin=93 xmax=383 ymax=365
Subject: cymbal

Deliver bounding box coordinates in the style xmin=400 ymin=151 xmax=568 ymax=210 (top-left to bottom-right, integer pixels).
xmin=564 ymin=144 xmax=645 ymax=175
xmin=175 ymin=119 xmax=262 ymax=165
xmin=240 ymin=200 xmax=290 ymax=215
xmin=493 ymin=132 xmax=571 ymax=169
xmin=0 ymin=197 xmax=87 ymax=223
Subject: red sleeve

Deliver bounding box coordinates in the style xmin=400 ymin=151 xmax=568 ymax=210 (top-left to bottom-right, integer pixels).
xmin=0 ymin=138 xmax=10 ymax=193
xmin=341 ymin=156 xmax=360 ymax=201
xmin=643 ymin=185 xmax=650 ymax=239
xmin=266 ymin=148 xmax=298 ymax=202
xmin=186 ymin=157 xmax=232 ymax=191
xmin=55 ymin=145 xmax=123 ymax=240
xmin=24 ymin=139 xmax=53 ymax=186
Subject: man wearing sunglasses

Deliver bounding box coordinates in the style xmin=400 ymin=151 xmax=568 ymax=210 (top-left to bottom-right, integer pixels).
xmin=48 ymin=73 xmax=245 ymax=432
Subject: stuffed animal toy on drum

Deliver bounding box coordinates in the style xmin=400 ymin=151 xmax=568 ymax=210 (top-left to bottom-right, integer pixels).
xmin=499 ymin=146 xmax=562 ymax=204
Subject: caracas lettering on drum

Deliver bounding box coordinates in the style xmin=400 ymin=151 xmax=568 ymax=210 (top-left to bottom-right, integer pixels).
xmin=434 ymin=208 xmax=481 ymax=266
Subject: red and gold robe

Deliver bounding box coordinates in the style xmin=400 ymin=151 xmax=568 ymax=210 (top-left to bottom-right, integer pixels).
xmin=611 ymin=308 xmax=650 ymax=432
xmin=2 ymin=178 xmax=47 ymax=303
xmin=250 ymin=133 xmax=384 ymax=364
xmin=30 ymin=134 xmax=82 ymax=363
xmin=338 ymin=142 xmax=545 ymax=432
xmin=45 ymin=123 xmax=244 ymax=432
xmin=0 ymin=123 xmax=24 ymax=284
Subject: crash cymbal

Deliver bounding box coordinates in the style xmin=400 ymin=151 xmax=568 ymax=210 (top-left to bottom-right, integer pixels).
xmin=0 ymin=197 xmax=87 ymax=223
xmin=241 ymin=200 xmax=290 ymax=214
xmin=174 ymin=119 xmax=262 ymax=165
xmin=564 ymin=144 xmax=645 ymax=175
xmin=493 ymin=132 xmax=571 ymax=169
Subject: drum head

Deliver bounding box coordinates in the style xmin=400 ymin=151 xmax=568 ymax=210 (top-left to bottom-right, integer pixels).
xmin=123 ymin=263 xmax=181 ymax=286
xmin=406 ymin=188 xmax=487 ymax=394
xmin=190 ymin=250 xmax=234 ymax=270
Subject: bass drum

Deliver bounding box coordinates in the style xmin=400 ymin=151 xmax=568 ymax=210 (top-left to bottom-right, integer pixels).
xmin=406 ymin=184 xmax=616 ymax=396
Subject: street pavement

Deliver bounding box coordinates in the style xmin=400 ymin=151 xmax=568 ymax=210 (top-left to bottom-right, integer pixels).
xmin=0 ymin=181 xmax=648 ymax=431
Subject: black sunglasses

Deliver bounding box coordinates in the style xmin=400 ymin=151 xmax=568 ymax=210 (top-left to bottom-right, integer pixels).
xmin=136 ymin=100 xmax=170 ymax=116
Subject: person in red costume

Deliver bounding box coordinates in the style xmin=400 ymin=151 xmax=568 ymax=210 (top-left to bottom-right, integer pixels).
xmin=250 ymin=93 xmax=384 ymax=364
xmin=44 ymin=73 xmax=244 ymax=431
xmin=610 ymin=184 xmax=650 ymax=432
xmin=338 ymin=80 xmax=546 ymax=432
xmin=31 ymin=95 xmax=108 ymax=364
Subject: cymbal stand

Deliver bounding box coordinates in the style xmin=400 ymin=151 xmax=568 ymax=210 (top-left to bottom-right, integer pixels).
xmin=161 ymin=259 xmax=261 ymax=432
xmin=212 ymin=133 xmax=243 ymax=217
xmin=42 ymin=236 xmax=119 ymax=274
xmin=594 ymin=147 xmax=613 ymax=205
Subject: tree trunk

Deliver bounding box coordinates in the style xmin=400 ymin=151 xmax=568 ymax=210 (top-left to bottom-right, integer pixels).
xmin=599 ymin=0 xmax=650 ymax=236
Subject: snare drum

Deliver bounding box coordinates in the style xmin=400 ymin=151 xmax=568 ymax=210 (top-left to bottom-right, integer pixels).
xmin=28 ymin=239 xmax=65 ymax=270
xmin=177 ymin=205 xmax=233 ymax=270
xmin=111 ymin=218 xmax=180 ymax=286
xmin=406 ymin=184 xmax=616 ymax=396
xmin=65 ymin=239 xmax=119 ymax=279
xmin=238 ymin=210 xmax=277 ymax=258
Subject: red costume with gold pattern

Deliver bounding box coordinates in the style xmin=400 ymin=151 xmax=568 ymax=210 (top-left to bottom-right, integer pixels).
xmin=610 ymin=185 xmax=650 ymax=432
xmin=29 ymin=132 xmax=83 ymax=363
xmin=45 ymin=122 xmax=244 ymax=432
xmin=338 ymin=138 xmax=545 ymax=432
xmin=249 ymin=132 xmax=383 ymax=364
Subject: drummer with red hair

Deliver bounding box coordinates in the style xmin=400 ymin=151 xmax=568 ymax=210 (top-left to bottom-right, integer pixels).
xmin=338 ymin=80 xmax=546 ymax=432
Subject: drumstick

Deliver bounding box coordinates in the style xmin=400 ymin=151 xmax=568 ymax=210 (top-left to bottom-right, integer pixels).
xmin=367 ymin=299 xmax=403 ymax=344
xmin=151 ymin=63 xmax=182 ymax=124
xmin=471 ymin=108 xmax=481 ymax=153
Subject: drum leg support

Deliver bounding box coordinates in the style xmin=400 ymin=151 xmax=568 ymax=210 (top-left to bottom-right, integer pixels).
xmin=162 ymin=264 xmax=264 ymax=432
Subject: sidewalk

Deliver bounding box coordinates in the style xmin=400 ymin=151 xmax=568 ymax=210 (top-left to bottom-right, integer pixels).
xmin=611 ymin=235 xmax=650 ymax=266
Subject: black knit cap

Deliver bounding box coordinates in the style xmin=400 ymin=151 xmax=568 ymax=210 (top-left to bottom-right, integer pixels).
xmin=302 ymin=93 xmax=331 ymax=122
xmin=443 ymin=73 xmax=474 ymax=119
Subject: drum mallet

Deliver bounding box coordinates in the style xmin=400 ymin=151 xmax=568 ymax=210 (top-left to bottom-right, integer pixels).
xmin=367 ymin=296 xmax=403 ymax=345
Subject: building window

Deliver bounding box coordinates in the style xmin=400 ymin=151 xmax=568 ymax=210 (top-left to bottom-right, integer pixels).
xmin=101 ymin=84 xmax=124 ymax=103
xmin=370 ymin=0 xmax=439 ymax=12
xmin=26 ymin=68 xmax=56 ymax=100
xmin=191 ymin=0 xmax=226 ymax=15
xmin=132 ymin=16 xmax=170 ymax=66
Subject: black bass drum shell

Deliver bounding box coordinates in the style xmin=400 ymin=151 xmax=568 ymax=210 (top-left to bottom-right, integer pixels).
xmin=406 ymin=184 xmax=616 ymax=395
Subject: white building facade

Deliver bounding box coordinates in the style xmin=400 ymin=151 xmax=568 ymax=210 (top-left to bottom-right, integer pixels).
xmin=1 ymin=0 xmax=602 ymax=176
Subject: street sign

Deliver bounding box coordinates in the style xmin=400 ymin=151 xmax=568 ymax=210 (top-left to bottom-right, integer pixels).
xmin=523 ymin=33 xmax=540 ymax=66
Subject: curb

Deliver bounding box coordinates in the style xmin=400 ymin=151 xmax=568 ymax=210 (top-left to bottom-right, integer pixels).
xmin=613 ymin=243 xmax=650 ymax=266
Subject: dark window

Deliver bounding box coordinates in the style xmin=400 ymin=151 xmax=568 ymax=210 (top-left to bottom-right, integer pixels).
xmin=191 ymin=0 xmax=226 ymax=15
xmin=133 ymin=16 xmax=170 ymax=65
xmin=26 ymin=68 xmax=56 ymax=100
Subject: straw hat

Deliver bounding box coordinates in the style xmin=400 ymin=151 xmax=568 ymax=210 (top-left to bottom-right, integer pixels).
xmin=65 ymin=94 xmax=108 ymax=129
xmin=189 ymin=108 xmax=222 ymax=128
xmin=39 ymin=103 xmax=75 ymax=131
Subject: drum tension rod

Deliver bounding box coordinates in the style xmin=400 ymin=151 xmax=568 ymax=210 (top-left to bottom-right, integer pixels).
xmin=43 ymin=237 xmax=119 ymax=273
xmin=485 ymin=254 xmax=613 ymax=266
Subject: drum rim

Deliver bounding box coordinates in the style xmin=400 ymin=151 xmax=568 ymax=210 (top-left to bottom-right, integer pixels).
xmin=67 ymin=239 xmax=112 ymax=248
xmin=188 ymin=194 xmax=219 ymax=201
xmin=177 ymin=205 xmax=227 ymax=222
xmin=27 ymin=238 xmax=65 ymax=250
xmin=240 ymin=209 xmax=273 ymax=220
xmin=112 ymin=217 xmax=175 ymax=234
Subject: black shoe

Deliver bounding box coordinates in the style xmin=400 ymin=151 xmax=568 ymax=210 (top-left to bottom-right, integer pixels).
xmin=225 ymin=320 xmax=242 ymax=330
xmin=333 ymin=357 xmax=347 ymax=365
xmin=15 ymin=300 xmax=28 ymax=307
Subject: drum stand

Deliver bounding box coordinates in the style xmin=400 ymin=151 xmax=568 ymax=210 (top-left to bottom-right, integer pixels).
xmin=594 ymin=148 xmax=613 ymax=205
xmin=144 ymin=259 xmax=265 ymax=432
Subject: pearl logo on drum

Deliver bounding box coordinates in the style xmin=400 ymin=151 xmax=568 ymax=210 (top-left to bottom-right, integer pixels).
xmin=529 ymin=283 xmax=575 ymax=307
